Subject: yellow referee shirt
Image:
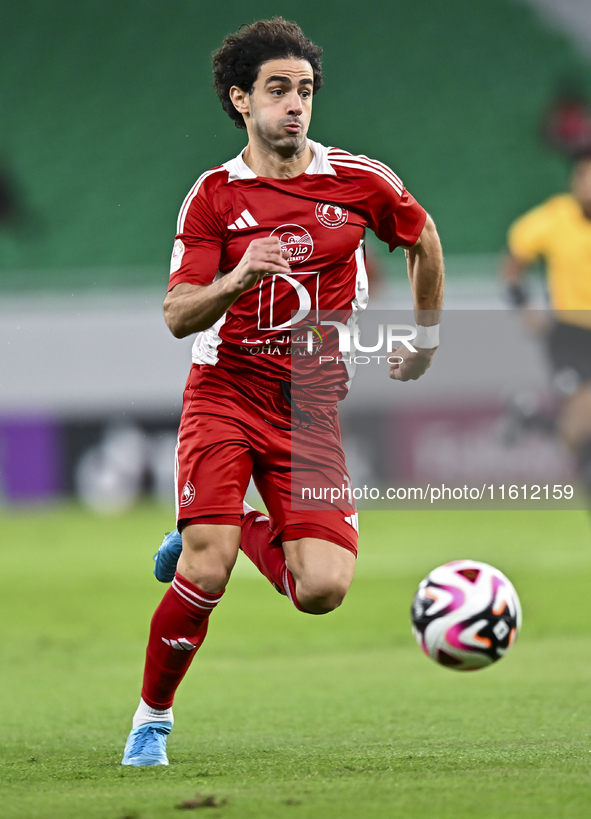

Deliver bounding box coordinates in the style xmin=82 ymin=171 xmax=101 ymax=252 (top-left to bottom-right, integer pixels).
xmin=508 ymin=193 xmax=591 ymax=327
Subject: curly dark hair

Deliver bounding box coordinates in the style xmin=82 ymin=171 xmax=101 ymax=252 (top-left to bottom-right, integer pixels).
xmin=212 ymin=18 xmax=323 ymax=129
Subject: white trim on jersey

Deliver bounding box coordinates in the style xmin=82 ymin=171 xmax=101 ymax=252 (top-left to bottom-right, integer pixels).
xmin=305 ymin=140 xmax=337 ymax=175
xmin=327 ymin=149 xmax=404 ymax=197
xmin=353 ymin=239 xmax=370 ymax=315
xmin=223 ymin=152 xmax=257 ymax=183
xmin=177 ymin=145 xmax=400 ymax=235
xmin=223 ymin=139 xmax=337 ymax=182
xmin=327 ymin=148 xmax=404 ymax=185
xmin=173 ymin=434 xmax=180 ymax=520
xmin=177 ymin=167 xmax=226 ymax=234
xmin=343 ymin=238 xmax=370 ymax=388
xmin=191 ymin=312 xmax=227 ymax=367
xmin=328 ymin=148 xmax=404 ymax=185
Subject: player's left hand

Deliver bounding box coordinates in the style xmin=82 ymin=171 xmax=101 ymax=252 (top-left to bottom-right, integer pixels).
xmin=388 ymin=346 xmax=436 ymax=381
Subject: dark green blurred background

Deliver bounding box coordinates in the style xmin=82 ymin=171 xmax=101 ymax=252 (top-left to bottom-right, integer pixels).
xmin=1 ymin=0 xmax=590 ymax=287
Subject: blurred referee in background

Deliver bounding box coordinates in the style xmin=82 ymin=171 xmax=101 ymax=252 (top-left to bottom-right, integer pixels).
xmin=502 ymin=149 xmax=591 ymax=503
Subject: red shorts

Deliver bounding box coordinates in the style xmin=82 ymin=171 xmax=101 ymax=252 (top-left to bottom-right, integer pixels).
xmin=175 ymin=364 xmax=358 ymax=555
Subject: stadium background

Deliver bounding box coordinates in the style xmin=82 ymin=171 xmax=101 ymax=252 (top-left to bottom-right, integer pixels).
xmin=2 ymin=1 xmax=591 ymax=817
xmin=3 ymin=0 xmax=591 ymax=506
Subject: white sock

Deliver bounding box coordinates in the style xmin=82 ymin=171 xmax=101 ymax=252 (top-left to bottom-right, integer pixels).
xmin=132 ymin=697 xmax=174 ymax=728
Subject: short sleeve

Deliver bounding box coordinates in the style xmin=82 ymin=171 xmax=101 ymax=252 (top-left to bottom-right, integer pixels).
xmin=374 ymin=187 xmax=427 ymax=250
xmin=507 ymin=202 xmax=552 ymax=263
xmin=362 ymin=166 xmax=427 ymax=250
xmin=168 ymin=174 xmax=226 ymax=291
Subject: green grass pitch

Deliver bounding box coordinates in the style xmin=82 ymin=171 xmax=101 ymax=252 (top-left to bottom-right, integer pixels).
xmin=1 ymin=504 xmax=590 ymax=818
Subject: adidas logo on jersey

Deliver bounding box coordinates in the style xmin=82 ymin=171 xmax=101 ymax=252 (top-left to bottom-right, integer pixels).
xmin=228 ymin=209 xmax=258 ymax=230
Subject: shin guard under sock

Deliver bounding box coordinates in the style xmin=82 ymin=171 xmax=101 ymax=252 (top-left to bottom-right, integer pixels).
xmin=141 ymin=572 xmax=224 ymax=709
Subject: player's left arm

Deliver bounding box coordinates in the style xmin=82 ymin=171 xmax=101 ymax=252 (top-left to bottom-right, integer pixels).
xmin=389 ymin=214 xmax=444 ymax=381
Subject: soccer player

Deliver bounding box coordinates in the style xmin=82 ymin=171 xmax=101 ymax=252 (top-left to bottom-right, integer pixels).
xmin=503 ymin=148 xmax=591 ymax=500
xmin=122 ymin=18 xmax=444 ymax=766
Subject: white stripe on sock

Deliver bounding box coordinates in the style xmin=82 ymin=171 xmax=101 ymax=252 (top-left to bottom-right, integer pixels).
xmin=172 ymin=581 xmax=216 ymax=611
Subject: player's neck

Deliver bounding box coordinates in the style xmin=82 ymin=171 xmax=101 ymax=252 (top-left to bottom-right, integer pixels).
xmin=242 ymin=140 xmax=313 ymax=179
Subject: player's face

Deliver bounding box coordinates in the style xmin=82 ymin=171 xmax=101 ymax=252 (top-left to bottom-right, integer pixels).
xmin=242 ymin=59 xmax=314 ymax=156
xmin=571 ymin=159 xmax=591 ymax=218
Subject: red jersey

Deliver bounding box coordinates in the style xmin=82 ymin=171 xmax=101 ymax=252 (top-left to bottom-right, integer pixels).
xmin=168 ymin=140 xmax=426 ymax=398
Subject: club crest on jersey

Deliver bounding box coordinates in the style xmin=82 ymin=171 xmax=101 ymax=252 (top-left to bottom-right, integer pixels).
xmin=170 ymin=238 xmax=185 ymax=273
xmin=180 ymin=481 xmax=195 ymax=507
xmin=315 ymin=202 xmax=348 ymax=229
xmin=270 ymin=224 xmax=314 ymax=265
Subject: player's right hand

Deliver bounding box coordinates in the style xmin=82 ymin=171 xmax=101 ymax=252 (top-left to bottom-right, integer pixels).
xmin=230 ymin=237 xmax=292 ymax=293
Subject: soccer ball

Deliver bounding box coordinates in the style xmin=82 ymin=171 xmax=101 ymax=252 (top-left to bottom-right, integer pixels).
xmin=411 ymin=560 xmax=522 ymax=671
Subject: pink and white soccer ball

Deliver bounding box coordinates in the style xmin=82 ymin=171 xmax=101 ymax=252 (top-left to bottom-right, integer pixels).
xmin=411 ymin=560 xmax=522 ymax=671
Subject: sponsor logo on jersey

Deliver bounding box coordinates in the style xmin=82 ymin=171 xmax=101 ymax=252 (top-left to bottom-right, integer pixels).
xmin=170 ymin=238 xmax=185 ymax=273
xmin=270 ymin=224 xmax=314 ymax=265
xmin=180 ymin=481 xmax=196 ymax=507
xmin=228 ymin=209 xmax=259 ymax=230
xmin=315 ymin=202 xmax=348 ymax=229
xmin=257 ymin=271 xmax=320 ymax=330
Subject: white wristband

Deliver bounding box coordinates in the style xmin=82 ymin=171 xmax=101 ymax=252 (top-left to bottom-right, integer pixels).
xmin=414 ymin=324 xmax=440 ymax=349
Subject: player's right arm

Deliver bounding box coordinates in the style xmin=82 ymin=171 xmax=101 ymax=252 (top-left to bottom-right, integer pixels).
xmin=164 ymin=237 xmax=291 ymax=338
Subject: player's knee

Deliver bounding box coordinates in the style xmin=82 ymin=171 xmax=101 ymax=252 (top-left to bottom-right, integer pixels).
xmin=177 ymin=528 xmax=238 ymax=592
xmin=186 ymin=560 xmax=232 ymax=592
xmin=177 ymin=552 xmax=231 ymax=592
xmin=297 ymin=575 xmax=351 ymax=615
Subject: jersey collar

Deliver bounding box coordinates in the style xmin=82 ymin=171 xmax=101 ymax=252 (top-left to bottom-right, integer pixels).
xmin=223 ymin=139 xmax=336 ymax=182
